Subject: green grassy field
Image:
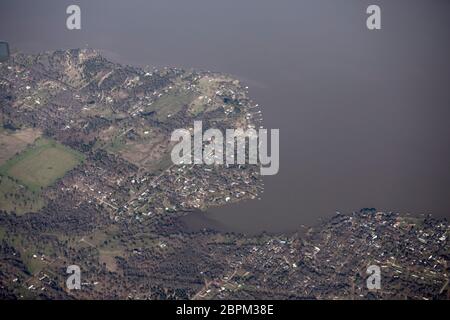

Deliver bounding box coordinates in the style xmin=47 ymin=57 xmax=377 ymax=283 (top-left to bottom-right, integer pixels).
xmin=0 ymin=137 xmax=85 ymax=192
xmin=0 ymin=175 xmax=46 ymax=214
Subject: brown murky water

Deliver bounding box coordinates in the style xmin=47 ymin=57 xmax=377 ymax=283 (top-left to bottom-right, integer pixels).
xmin=2 ymin=0 xmax=450 ymax=233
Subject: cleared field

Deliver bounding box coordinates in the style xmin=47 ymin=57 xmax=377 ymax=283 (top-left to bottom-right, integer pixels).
xmin=0 ymin=128 xmax=42 ymax=165
xmin=117 ymin=136 xmax=168 ymax=169
xmin=97 ymin=125 xmax=169 ymax=169
xmin=147 ymin=89 xmax=197 ymax=121
xmin=0 ymin=138 xmax=85 ymax=192
xmin=99 ymin=250 xmax=122 ymax=272
xmin=188 ymin=75 xmax=233 ymax=115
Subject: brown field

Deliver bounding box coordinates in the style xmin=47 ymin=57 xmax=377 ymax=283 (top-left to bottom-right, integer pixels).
xmin=99 ymin=250 xmax=122 ymax=272
xmin=118 ymin=138 xmax=168 ymax=169
xmin=98 ymin=125 xmax=169 ymax=169
xmin=0 ymin=128 xmax=42 ymax=165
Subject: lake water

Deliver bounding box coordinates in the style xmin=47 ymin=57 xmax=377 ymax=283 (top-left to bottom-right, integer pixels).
xmin=2 ymin=0 xmax=450 ymax=233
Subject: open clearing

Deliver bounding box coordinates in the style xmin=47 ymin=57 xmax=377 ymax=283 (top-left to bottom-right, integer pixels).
xmin=98 ymin=125 xmax=169 ymax=169
xmin=146 ymin=89 xmax=197 ymax=121
xmin=0 ymin=137 xmax=85 ymax=192
xmin=0 ymin=128 xmax=42 ymax=165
